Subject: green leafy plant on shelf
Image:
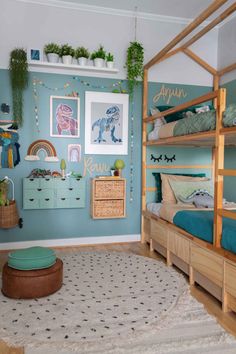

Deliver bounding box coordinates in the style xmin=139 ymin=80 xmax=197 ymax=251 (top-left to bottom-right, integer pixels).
xmin=44 ymin=43 xmax=61 ymax=55
xmin=9 ymin=48 xmax=28 ymax=126
xmin=90 ymin=45 xmax=106 ymax=60
xmin=60 ymin=44 xmax=75 ymax=57
xmin=0 ymin=179 xmax=9 ymax=206
xmin=75 ymin=47 xmax=90 ymax=59
xmin=106 ymin=52 xmax=114 ymax=62
xmin=125 ymin=41 xmax=144 ymax=96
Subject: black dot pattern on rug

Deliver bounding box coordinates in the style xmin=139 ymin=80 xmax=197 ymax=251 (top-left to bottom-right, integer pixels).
xmin=0 ymin=252 xmax=185 ymax=347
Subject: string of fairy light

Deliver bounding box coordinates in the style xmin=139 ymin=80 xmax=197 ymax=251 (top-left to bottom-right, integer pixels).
xmin=32 ymin=76 xmax=135 ymax=202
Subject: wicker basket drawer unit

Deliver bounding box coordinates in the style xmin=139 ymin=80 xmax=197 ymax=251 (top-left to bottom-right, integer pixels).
xmin=91 ymin=178 xmax=126 ymax=219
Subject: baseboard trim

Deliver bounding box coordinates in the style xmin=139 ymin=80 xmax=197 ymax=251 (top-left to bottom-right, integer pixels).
xmin=0 ymin=234 xmax=141 ymax=251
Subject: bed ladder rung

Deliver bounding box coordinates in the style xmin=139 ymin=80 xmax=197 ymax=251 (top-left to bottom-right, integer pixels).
xmin=218 ymin=169 xmax=236 ymax=176
xmin=218 ymin=209 xmax=236 ymax=220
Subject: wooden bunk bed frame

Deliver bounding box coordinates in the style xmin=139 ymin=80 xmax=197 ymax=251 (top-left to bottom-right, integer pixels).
xmin=142 ymin=0 xmax=236 ymax=313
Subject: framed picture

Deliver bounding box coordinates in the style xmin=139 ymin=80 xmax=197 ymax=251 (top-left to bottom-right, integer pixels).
xmin=50 ymin=96 xmax=80 ymax=138
xmin=85 ymin=91 xmax=129 ymax=155
xmin=68 ymin=144 xmax=81 ymax=162
xmin=28 ymin=48 xmax=42 ymax=62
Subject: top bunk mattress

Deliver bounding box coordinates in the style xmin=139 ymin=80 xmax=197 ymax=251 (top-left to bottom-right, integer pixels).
xmin=148 ymin=104 xmax=236 ymax=141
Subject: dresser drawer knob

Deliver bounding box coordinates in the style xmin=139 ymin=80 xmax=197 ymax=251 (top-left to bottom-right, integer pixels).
xmin=45 ymin=198 xmax=50 ymax=201
xmin=61 ymin=198 xmax=66 ymax=201
xmin=69 ymin=188 xmax=73 ymax=191
xmin=37 ymin=188 xmax=42 ymax=191
xmin=76 ymin=198 xmax=80 ymax=200
xmin=29 ymin=199 xmax=34 ymax=202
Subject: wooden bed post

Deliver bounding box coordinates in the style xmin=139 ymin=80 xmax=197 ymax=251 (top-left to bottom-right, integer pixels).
xmin=141 ymin=68 xmax=148 ymax=243
xmin=214 ymin=88 xmax=226 ymax=248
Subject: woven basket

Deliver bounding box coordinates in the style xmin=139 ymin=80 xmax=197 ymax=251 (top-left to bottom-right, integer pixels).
xmin=94 ymin=199 xmax=124 ymax=218
xmin=0 ymin=201 xmax=19 ymax=229
xmin=95 ymin=180 xmax=125 ymax=199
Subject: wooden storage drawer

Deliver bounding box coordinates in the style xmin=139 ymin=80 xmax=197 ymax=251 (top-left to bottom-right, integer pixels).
xmin=94 ymin=180 xmax=125 ymax=199
xmin=150 ymin=220 xmax=168 ymax=248
xmin=191 ymin=244 xmax=223 ymax=287
xmin=94 ymin=199 xmax=125 ymax=218
xmin=225 ymin=262 xmax=236 ymax=298
xmin=169 ymin=230 xmax=190 ymax=264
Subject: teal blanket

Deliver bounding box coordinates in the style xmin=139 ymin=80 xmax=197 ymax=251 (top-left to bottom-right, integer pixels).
xmin=173 ymin=210 xmax=236 ymax=254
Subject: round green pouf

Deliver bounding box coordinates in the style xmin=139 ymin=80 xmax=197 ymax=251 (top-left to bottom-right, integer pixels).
xmin=8 ymin=246 xmax=56 ymax=270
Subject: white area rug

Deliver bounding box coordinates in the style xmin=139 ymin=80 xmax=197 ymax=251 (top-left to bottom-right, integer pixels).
xmin=0 ymin=251 xmax=236 ymax=354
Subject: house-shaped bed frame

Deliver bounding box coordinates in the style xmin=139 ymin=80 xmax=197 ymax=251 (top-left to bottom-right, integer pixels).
xmin=142 ymin=0 xmax=236 ymax=313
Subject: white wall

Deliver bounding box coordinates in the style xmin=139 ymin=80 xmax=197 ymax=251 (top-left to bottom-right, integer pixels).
xmin=218 ymin=16 xmax=236 ymax=84
xmin=0 ymin=0 xmax=219 ymax=86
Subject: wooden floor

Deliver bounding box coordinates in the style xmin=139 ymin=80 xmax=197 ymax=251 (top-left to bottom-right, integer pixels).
xmin=1 ymin=241 xmax=236 ymax=354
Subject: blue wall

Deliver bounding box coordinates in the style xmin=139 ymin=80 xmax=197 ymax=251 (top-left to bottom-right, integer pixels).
xmin=0 ymin=68 xmax=212 ymax=244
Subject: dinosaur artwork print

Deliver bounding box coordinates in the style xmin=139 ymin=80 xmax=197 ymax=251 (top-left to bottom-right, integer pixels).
xmin=91 ymin=105 xmax=122 ymax=144
xmin=56 ymin=104 xmax=78 ymax=136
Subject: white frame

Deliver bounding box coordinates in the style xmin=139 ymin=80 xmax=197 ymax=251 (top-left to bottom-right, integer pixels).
xmin=85 ymin=91 xmax=129 ymax=155
xmin=27 ymin=48 xmax=42 ymax=62
xmin=50 ymin=96 xmax=80 ymax=138
xmin=68 ymin=144 xmax=81 ymax=162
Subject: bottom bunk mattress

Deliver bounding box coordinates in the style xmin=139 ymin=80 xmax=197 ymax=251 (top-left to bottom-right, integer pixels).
xmin=158 ymin=203 xmax=236 ymax=253
xmin=173 ymin=209 xmax=236 ymax=253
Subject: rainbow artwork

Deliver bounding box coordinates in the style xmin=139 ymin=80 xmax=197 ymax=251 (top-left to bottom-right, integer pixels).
xmin=25 ymin=140 xmax=59 ymax=162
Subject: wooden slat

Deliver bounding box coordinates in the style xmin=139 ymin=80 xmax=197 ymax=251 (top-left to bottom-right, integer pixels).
xmin=213 ymin=75 xmax=219 ymax=109
xmin=156 ymin=48 xmax=183 ymax=64
xmin=218 ymin=209 xmax=236 ymax=220
xmin=144 ymin=0 xmax=227 ymax=70
xmin=182 ymin=2 xmax=236 ymax=49
xmin=144 ymin=90 xmax=218 ymax=123
xmin=145 ymin=131 xmax=216 ymax=146
xmin=220 ymin=126 xmax=236 ymax=135
xmin=218 ymin=62 xmax=236 ymax=77
xmin=218 ymin=169 xmax=236 ymax=176
xmin=214 ymin=88 xmax=226 ymax=248
xmin=146 ymin=164 xmax=212 ymax=169
xmin=141 ymin=69 xmax=148 ymax=243
xmin=183 ymin=48 xmax=217 ymax=75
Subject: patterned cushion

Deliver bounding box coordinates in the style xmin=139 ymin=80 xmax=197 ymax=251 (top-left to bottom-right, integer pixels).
xmin=8 ymin=246 xmax=56 ymax=270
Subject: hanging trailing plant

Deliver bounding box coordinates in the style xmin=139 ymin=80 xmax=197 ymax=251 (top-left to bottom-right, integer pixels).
xmin=9 ymin=48 xmax=29 ymax=127
xmin=125 ymin=41 xmax=144 ymax=96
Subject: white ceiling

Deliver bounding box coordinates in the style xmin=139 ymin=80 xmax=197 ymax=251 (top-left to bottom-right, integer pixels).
xmin=54 ymin=0 xmax=235 ymax=20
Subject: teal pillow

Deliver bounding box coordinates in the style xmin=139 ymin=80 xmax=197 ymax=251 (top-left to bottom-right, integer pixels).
xmin=152 ymin=172 xmax=206 ymax=203
xmin=8 ymin=246 xmax=56 ymax=270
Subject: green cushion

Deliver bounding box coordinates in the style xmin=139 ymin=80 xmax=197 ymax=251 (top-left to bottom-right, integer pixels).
xmin=8 ymin=246 xmax=56 ymax=270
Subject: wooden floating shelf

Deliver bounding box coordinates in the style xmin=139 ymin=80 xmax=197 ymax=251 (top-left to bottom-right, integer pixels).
xmin=29 ymin=61 xmax=119 ymax=74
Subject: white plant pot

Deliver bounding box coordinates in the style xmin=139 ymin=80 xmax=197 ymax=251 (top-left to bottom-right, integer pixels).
xmin=78 ymin=57 xmax=88 ymax=66
xmin=106 ymin=61 xmax=114 ymax=69
xmin=94 ymin=58 xmax=104 ymax=68
xmin=47 ymin=53 xmax=59 ymax=63
xmin=62 ymin=55 xmax=73 ymax=65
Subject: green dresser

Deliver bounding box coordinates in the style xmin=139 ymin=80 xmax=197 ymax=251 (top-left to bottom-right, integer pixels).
xmin=23 ymin=177 xmax=85 ymax=210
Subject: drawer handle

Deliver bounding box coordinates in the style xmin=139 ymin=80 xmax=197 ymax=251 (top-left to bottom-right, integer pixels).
xmin=29 ymin=178 xmax=34 ymax=181
xmin=45 ymin=198 xmax=50 ymax=201
xmin=37 ymin=188 xmax=42 ymax=191
xmin=76 ymin=198 xmax=80 ymax=200
xmin=76 ymin=178 xmax=81 ymax=181
xmin=61 ymin=178 xmax=66 ymax=181
xmin=69 ymin=188 xmax=73 ymax=191
xmin=29 ymin=199 xmax=34 ymax=202
xmin=45 ymin=178 xmax=50 ymax=181
xmin=61 ymin=198 xmax=66 ymax=201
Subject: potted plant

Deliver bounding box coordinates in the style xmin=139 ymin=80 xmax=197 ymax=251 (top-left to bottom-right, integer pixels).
xmin=106 ymin=52 xmax=114 ymax=69
xmin=114 ymin=159 xmax=125 ymax=177
xmin=125 ymin=41 xmax=144 ymax=96
xmin=60 ymin=44 xmax=75 ymax=65
xmin=90 ymin=45 xmax=106 ymax=68
xmin=44 ymin=43 xmax=61 ymax=63
xmin=9 ymin=48 xmax=28 ymax=127
xmin=75 ymin=46 xmax=90 ymax=66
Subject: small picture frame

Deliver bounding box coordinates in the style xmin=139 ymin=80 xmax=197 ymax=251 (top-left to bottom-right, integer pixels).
xmin=68 ymin=144 xmax=81 ymax=162
xmin=28 ymin=48 xmax=42 ymax=62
